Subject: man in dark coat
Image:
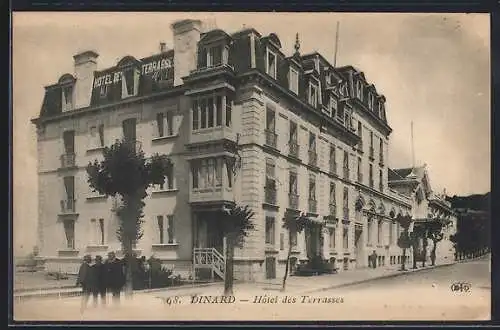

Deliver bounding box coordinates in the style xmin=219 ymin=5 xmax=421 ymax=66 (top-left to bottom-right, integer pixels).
xmin=105 ymin=251 xmax=125 ymax=305
xmin=91 ymin=255 xmax=107 ymax=307
xmin=76 ymin=254 xmax=93 ymax=313
xmin=370 ymin=250 xmax=378 ymax=269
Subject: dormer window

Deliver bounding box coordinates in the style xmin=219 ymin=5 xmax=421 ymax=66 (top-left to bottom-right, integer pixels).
xmin=62 ymin=85 xmax=73 ymax=112
xmin=100 ymin=85 xmax=108 ymax=98
xmin=266 ymin=49 xmax=277 ymax=79
xmin=329 ymin=96 xmax=338 ymax=117
xmin=379 ymin=101 xmax=386 ymax=121
xmin=355 ymin=80 xmax=364 ymax=101
xmin=368 ymin=92 xmax=375 ymax=110
xmin=122 ymin=68 xmax=139 ymax=98
xmin=308 ymin=82 xmax=318 ymax=108
xmin=289 ymin=67 xmax=299 ymax=94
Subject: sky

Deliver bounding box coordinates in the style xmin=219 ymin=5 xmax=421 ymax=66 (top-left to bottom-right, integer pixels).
xmin=12 ymin=12 xmax=490 ymax=256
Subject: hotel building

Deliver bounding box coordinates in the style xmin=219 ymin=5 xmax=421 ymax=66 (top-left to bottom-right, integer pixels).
xmin=32 ymin=19 xmax=453 ymax=281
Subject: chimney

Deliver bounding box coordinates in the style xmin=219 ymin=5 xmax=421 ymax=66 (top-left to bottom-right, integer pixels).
xmin=160 ymin=42 xmax=167 ymax=53
xmin=171 ymin=19 xmax=202 ymax=86
xmin=73 ymin=50 xmax=99 ymax=109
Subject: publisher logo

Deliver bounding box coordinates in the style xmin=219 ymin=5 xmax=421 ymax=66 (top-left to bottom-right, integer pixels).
xmin=450 ymin=281 xmax=471 ymax=293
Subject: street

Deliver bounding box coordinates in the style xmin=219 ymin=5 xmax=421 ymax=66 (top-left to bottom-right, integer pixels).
xmin=13 ymin=258 xmax=490 ymax=321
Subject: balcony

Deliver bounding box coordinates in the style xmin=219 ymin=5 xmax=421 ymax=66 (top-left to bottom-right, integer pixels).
xmin=308 ymin=199 xmax=317 ymax=214
xmin=288 ymin=193 xmax=299 ymax=210
xmin=264 ymin=130 xmax=278 ymax=149
xmin=60 ymin=153 xmax=76 ymax=169
xmin=329 ymin=203 xmax=337 ymax=217
xmin=369 ymin=147 xmax=375 ymax=160
xmin=264 ymin=187 xmax=277 ymax=205
xmin=343 ymin=166 xmax=350 ymax=180
xmin=60 ymin=199 xmax=76 ymax=214
xmin=189 ymin=126 xmax=236 ymax=145
xmin=329 ymin=161 xmax=337 ymax=175
xmin=288 ymin=141 xmax=299 ymax=158
xmin=308 ymin=150 xmax=318 ymax=167
xmin=190 ymin=185 xmax=234 ymax=204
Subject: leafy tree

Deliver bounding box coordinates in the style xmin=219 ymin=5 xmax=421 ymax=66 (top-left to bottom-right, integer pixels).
xmin=86 ymin=139 xmax=172 ymax=297
xmin=217 ymin=204 xmax=255 ymax=296
xmin=426 ymin=220 xmax=445 ymax=266
xmin=396 ymin=214 xmax=412 ymax=271
xmin=281 ymin=212 xmax=311 ymax=291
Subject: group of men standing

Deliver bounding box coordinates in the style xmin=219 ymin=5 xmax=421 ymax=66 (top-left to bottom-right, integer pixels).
xmin=76 ymin=251 xmax=125 ymax=312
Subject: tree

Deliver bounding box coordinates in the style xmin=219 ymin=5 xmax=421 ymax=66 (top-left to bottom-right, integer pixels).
xmin=396 ymin=214 xmax=412 ymax=271
xmin=86 ymin=139 xmax=172 ymax=297
xmin=281 ymin=212 xmax=311 ymax=291
xmin=426 ymin=220 xmax=445 ymax=266
xmin=217 ymin=204 xmax=255 ymax=296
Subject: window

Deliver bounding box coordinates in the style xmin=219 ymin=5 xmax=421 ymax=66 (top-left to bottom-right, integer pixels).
xmin=225 ymin=158 xmax=233 ymax=188
xmin=265 ymin=216 xmax=276 ymax=245
xmin=368 ymin=92 xmax=374 ymax=110
xmin=355 ymin=80 xmax=363 ymax=100
xmin=156 ymin=113 xmax=165 ymax=137
xmin=379 ymin=169 xmax=383 ymax=191
xmin=308 ymin=83 xmax=318 ymax=108
xmin=207 ymin=46 xmax=223 ymax=67
xmin=63 ymin=176 xmax=75 ymax=210
xmin=367 ymin=218 xmax=373 ymax=245
xmin=343 ymin=226 xmax=348 ymax=249
xmin=192 ymin=158 xmax=225 ymax=189
xmin=226 ymin=94 xmax=232 ymax=127
xmin=266 ymin=49 xmax=277 ymax=79
xmin=343 ymin=186 xmax=349 ymax=220
xmin=216 ymin=96 xmax=223 ymax=127
xmin=289 ymin=121 xmax=298 ymax=143
xmin=369 ymin=164 xmax=374 ymax=188
xmin=89 ymin=125 xmax=104 ymax=149
xmin=157 ymin=215 xmax=175 ymax=244
xmin=155 ymin=111 xmax=175 ymax=138
xmin=308 ymin=175 xmax=316 ymax=201
xmin=389 ymin=222 xmax=393 ymax=245
xmin=329 ymin=228 xmax=336 ymax=249
xmin=63 ymin=220 xmax=75 ymax=249
xmin=62 ymin=85 xmax=73 ymax=111
xmin=337 ymin=103 xmax=345 ymax=124
xmin=343 ymin=151 xmax=349 ymax=179
xmin=63 ymin=130 xmax=75 ymax=154
xmin=357 ymin=122 xmax=363 ymax=150
xmin=357 ymin=157 xmax=362 ymax=183
xmin=192 ymin=100 xmax=199 ymax=130
xmin=330 ymin=182 xmax=336 ymax=205
xmin=122 ymin=118 xmax=137 ymax=142
xmin=329 ymin=145 xmax=336 ymax=173
xmin=289 ymin=170 xmax=298 ymax=195
xmin=370 ymin=131 xmax=374 ymax=154
xmin=379 ymin=138 xmax=384 ymax=163
xmin=329 ymin=96 xmax=338 ymax=117
xmin=289 ymin=67 xmax=299 ymax=94
xmin=200 ymin=99 xmax=207 ymax=129
xmin=122 ymin=69 xmax=139 ymax=98
xmin=207 ymin=97 xmax=215 ymax=128
xmin=309 ymin=132 xmax=316 ymax=152
xmin=379 ymin=102 xmax=387 ymax=121
xmin=157 ymin=163 xmax=174 ymax=190
xmin=265 ymin=159 xmax=276 ymax=190
xmin=377 ymin=220 xmax=382 ymax=245
xmin=100 ymin=85 xmax=108 ymax=98
xmin=90 ymin=218 xmax=105 ymax=245
xmin=266 ymin=107 xmax=276 ymax=132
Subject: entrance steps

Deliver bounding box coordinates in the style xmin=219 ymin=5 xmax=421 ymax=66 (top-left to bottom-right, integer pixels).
xmin=193 ymin=248 xmax=225 ymax=281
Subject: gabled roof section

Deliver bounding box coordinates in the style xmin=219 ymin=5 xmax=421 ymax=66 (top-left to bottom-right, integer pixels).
xmin=58 ymin=73 xmax=76 ymax=85
xmin=200 ymin=29 xmax=233 ymax=44
xmin=117 ymin=55 xmax=141 ymax=68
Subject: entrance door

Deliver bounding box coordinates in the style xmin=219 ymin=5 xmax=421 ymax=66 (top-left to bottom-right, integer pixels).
xmin=265 ymin=257 xmax=276 ymax=279
xmin=354 ymin=229 xmax=363 ymax=268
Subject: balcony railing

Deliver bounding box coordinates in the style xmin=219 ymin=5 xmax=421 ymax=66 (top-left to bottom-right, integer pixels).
xmin=329 ymin=161 xmax=337 ymax=175
xmin=264 ymin=187 xmax=277 ymax=205
xmin=369 ymin=147 xmax=374 ymax=159
xmin=60 ymin=153 xmax=76 ymax=169
xmin=289 ymin=141 xmax=299 ymax=158
xmin=343 ymin=166 xmax=350 ymax=180
xmin=60 ymin=199 xmax=76 ymax=213
xmin=343 ymin=207 xmax=349 ymax=221
xmin=308 ymin=199 xmax=317 ymax=214
xmin=308 ymin=150 xmax=318 ymax=167
xmin=329 ymin=203 xmax=337 ymax=217
xmin=288 ymin=193 xmax=299 ymax=210
xmin=264 ymin=130 xmax=277 ymax=148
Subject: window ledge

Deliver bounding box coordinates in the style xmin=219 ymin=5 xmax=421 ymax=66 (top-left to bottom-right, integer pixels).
xmin=86 ymin=195 xmax=107 ymax=201
xmin=152 ymin=189 xmax=179 ymax=195
xmin=152 ymin=243 xmax=179 ymax=248
xmin=192 ymin=126 xmax=232 ymax=134
xmin=58 ymin=249 xmax=79 ymax=255
xmin=86 ymin=147 xmax=105 ymax=153
xmin=152 ymin=134 xmax=179 ymax=142
xmin=86 ymin=245 xmax=109 ymax=251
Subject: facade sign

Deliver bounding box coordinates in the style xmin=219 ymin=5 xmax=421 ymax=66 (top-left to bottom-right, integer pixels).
xmin=93 ymin=55 xmax=173 ymax=89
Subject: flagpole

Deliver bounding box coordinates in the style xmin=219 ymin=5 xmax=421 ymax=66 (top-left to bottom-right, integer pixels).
xmin=333 ymin=21 xmax=340 ymax=67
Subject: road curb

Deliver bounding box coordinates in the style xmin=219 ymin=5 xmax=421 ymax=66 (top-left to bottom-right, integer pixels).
xmin=300 ymin=262 xmax=456 ymax=295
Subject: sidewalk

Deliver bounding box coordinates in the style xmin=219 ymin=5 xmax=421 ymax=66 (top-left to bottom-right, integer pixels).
xmin=14 ymin=259 xmax=461 ymax=302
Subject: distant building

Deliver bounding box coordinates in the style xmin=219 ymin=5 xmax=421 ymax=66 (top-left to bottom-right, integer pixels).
xmin=32 ymin=19 xmax=452 ymax=281
xmin=388 ymin=166 xmax=457 ymax=264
